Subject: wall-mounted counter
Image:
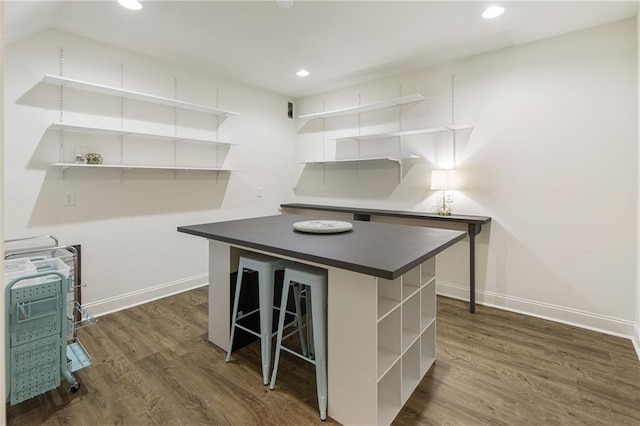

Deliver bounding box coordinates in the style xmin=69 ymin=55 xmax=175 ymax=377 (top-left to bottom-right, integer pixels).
xmin=281 ymin=203 xmax=491 ymax=313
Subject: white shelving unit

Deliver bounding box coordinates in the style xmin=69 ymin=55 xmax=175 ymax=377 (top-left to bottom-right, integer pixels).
xmin=41 ymin=74 xmax=239 ymax=116
xmin=297 ymin=93 xmax=453 ymax=184
xmin=297 ymin=94 xmax=424 ymax=173
xmin=297 ymin=84 xmax=472 ymax=188
xmin=42 ymin=68 xmax=240 ymax=176
xmin=374 ymin=257 xmax=437 ymax=425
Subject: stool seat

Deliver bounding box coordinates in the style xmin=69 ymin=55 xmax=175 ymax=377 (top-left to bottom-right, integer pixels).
xmin=226 ymin=253 xmax=306 ymax=386
xmin=270 ymin=263 xmax=328 ymax=421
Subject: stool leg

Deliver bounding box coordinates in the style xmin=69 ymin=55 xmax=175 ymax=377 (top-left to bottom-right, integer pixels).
xmin=226 ymin=267 xmax=245 ymax=362
xmin=258 ymin=268 xmax=276 ymax=385
xmin=306 ymin=289 xmax=315 ymax=359
xmin=311 ymin=283 xmax=328 ymax=421
xmin=292 ymin=283 xmax=308 ymax=357
xmin=269 ymin=273 xmax=292 ymax=390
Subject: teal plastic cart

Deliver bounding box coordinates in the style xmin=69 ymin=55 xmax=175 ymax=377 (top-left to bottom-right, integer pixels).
xmin=4 ymin=236 xmax=94 ymax=405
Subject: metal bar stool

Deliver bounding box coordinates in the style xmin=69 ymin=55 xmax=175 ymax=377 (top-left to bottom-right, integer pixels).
xmin=270 ymin=263 xmax=328 ymax=421
xmin=226 ymin=253 xmax=307 ymax=385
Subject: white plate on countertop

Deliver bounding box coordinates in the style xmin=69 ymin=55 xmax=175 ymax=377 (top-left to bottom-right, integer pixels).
xmin=293 ymin=220 xmax=353 ymax=234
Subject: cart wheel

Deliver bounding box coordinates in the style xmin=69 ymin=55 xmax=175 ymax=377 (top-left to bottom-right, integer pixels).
xmin=70 ymin=383 xmax=81 ymax=393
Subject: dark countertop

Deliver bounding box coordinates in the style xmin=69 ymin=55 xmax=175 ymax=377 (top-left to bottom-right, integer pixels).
xmin=178 ymin=214 xmax=466 ymax=280
xmin=281 ymin=203 xmax=491 ymax=225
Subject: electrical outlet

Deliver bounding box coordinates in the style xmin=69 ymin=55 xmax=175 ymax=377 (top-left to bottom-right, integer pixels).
xmin=446 ymin=193 xmax=453 ymax=203
xmin=64 ymin=191 xmax=76 ymax=206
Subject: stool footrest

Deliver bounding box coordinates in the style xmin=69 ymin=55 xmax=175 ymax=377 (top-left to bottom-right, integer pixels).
xmin=234 ymin=324 xmax=261 ymax=338
xmin=234 ymin=307 xmax=260 ymax=322
xmin=281 ymin=325 xmax=309 ymax=344
xmin=280 ymin=345 xmax=317 ymax=365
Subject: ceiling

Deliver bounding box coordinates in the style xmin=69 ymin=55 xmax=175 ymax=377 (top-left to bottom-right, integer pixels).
xmin=3 ymin=1 xmax=638 ymax=99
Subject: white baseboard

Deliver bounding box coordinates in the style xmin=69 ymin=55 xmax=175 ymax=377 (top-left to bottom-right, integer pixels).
xmin=437 ymin=281 xmax=636 ymax=339
xmin=84 ymin=273 xmax=208 ymax=318
xmin=633 ymin=324 xmax=640 ymax=361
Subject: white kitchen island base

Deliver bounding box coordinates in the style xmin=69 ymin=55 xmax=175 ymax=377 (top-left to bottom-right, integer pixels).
xmin=206 ymin=241 xmax=437 ymax=425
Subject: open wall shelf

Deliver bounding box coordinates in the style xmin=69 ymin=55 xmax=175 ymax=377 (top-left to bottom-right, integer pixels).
xmin=298 ymin=93 xmax=425 ymax=119
xmin=49 ymin=123 xmax=240 ymax=146
xmin=300 ymin=154 xmax=419 ymax=165
xmin=51 ymin=163 xmax=238 ymax=172
xmin=41 ymin=74 xmax=239 ymax=116
xmin=335 ymin=123 xmax=473 ymax=142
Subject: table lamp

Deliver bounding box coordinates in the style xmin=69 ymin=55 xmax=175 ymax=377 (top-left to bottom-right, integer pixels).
xmin=431 ymin=169 xmax=457 ymax=215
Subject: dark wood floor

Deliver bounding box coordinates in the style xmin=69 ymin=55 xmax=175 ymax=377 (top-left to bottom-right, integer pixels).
xmin=7 ymin=287 xmax=640 ymax=425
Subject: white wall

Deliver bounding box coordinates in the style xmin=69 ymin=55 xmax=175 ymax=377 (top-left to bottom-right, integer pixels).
xmin=295 ymin=19 xmax=637 ymax=337
xmin=3 ymin=29 xmax=295 ymax=315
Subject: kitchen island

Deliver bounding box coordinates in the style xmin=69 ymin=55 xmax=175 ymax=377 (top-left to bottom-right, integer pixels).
xmin=178 ymin=214 xmax=466 ymax=425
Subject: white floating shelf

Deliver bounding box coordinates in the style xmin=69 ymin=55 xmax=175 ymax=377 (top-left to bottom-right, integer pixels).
xmin=301 ymin=154 xmax=419 ymax=165
xmin=52 ymin=163 xmax=237 ymax=172
xmin=335 ymin=123 xmax=473 ymax=142
xmin=298 ymin=94 xmax=425 ymax=119
xmin=49 ymin=123 xmax=239 ymax=146
xmin=41 ymin=74 xmax=239 ymax=117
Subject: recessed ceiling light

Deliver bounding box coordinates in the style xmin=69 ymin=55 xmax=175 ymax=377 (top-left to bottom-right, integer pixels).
xmin=118 ymin=0 xmax=143 ymax=11
xmin=296 ymin=69 xmax=310 ymax=77
xmin=482 ymin=5 xmax=505 ymax=19
xmin=276 ymin=0 xmax=294 ymax=9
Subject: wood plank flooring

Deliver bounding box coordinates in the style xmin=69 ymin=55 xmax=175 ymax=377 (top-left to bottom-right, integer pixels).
xmin=7 ymin=287 xmax=640 ymax=425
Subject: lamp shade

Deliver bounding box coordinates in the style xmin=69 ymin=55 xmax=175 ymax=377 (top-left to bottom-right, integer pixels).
xmin=430 ymin=169 xmax=458 ymax=190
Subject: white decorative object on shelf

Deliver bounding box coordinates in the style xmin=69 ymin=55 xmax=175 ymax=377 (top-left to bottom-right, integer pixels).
xmin=293 ymin=220 xmax=353 ymax=234
xmin=298 ymin=93 xmax=425 ymax=119
xmin=41 ymin=74 xmax=239 ymax=116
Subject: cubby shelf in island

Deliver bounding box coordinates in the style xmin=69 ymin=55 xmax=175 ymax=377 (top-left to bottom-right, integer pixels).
xmin=376 ymin=257 xmax=437 ymax=425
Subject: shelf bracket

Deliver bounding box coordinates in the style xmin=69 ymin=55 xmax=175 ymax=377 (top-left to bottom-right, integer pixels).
xmin=385 ymin=158 xmax=404 ymax=184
